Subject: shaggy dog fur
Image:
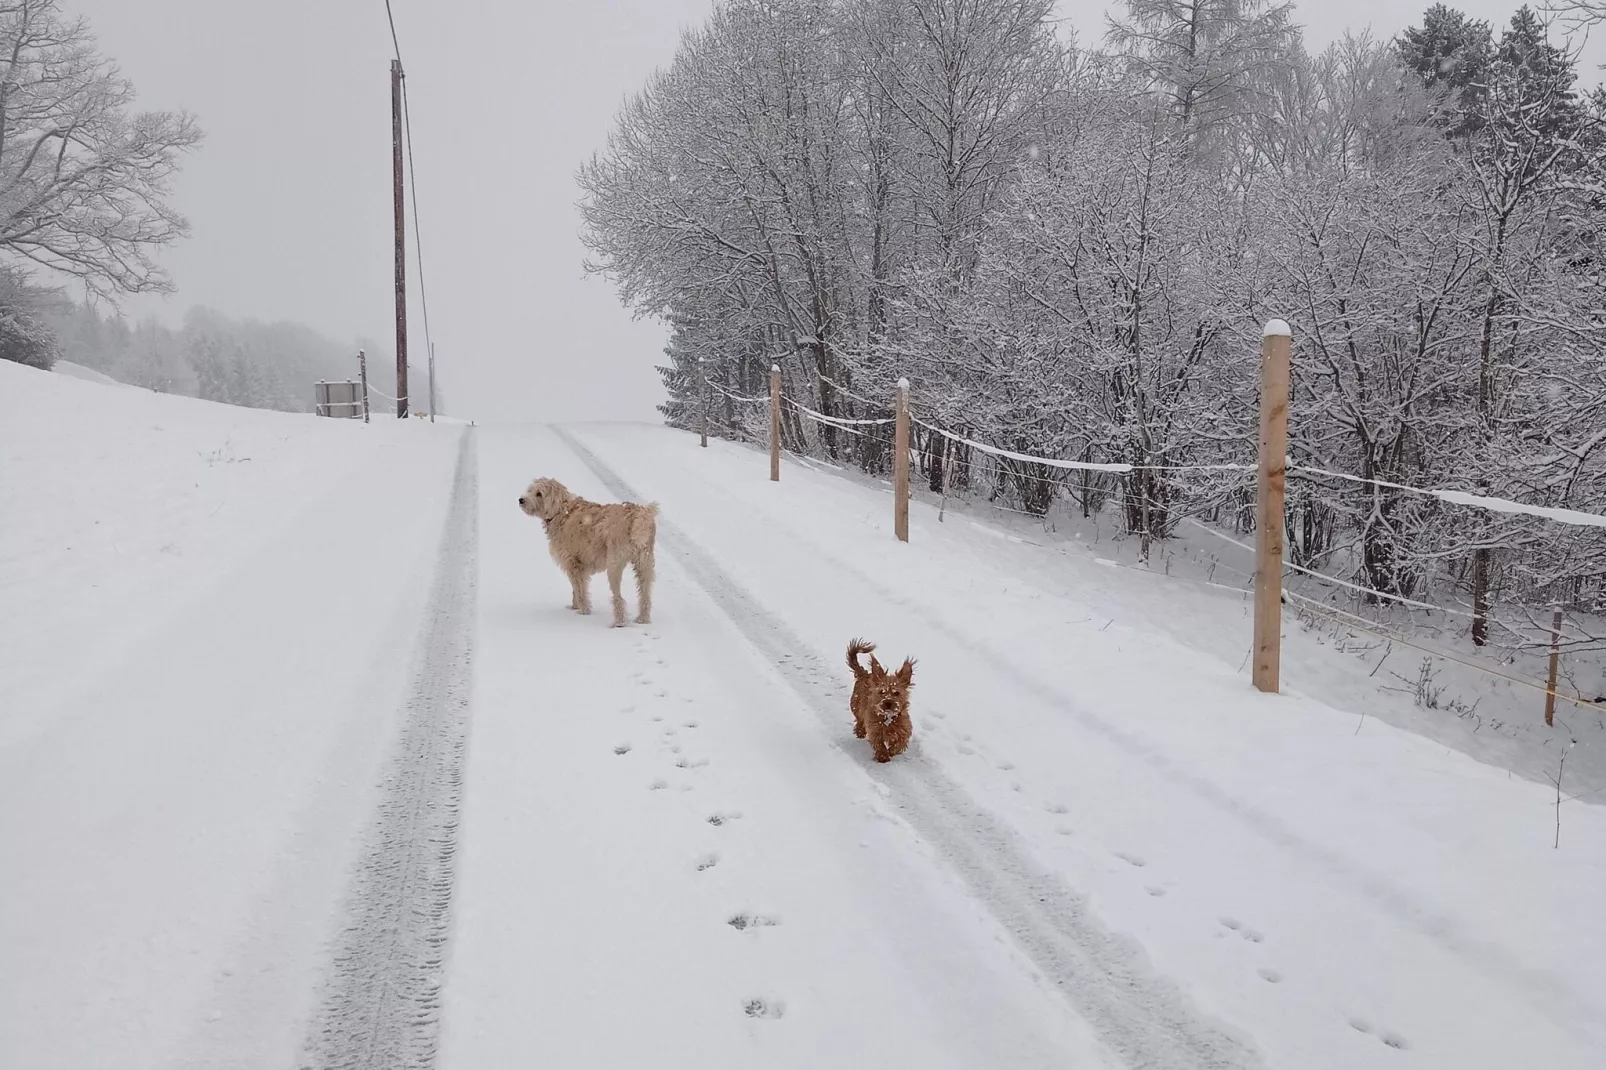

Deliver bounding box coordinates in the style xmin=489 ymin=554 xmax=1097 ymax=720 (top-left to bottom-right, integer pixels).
xmin=847 ymin=639 xmax=914 ymax=762
xmin=519 ymin=478 xmax=658 ymax=627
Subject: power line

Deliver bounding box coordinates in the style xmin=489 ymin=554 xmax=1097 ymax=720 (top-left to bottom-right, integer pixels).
xmin=384 ymin=0 xmax=402 ymax=62
xmin=401 ymin=80 xmax=435 ymax=387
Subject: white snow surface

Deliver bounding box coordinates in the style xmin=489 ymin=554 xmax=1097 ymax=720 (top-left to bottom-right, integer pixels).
xmin=454 ymin=424 xmax=1603 ymax=1070
xmin=52 ymin=360 xmax=128 ymax=387
xmin=3 ymin=360 xmax=1603 ymax=1069
xmin=0 ymin=361 xmax=465 ymax=1068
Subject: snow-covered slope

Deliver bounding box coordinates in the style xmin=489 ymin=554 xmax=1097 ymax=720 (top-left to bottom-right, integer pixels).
xmin=3 ymin=363 xmax=1601 ymax=1070
xmin=0 ymin=361 xmax=465 ymax=1069
xmin=52 ymin=360 xmax=128 ymax=388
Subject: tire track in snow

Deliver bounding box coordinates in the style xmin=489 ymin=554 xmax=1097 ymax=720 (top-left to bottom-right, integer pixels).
xmin=297 ymin=429 xmax=478 ymax=1070
xmin=556 ymin=427 xmax=1262 ymax=1070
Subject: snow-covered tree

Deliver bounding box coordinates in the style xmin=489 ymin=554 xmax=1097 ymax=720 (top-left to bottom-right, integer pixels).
xmin=582 ymin=0 xmax=1606 ymax=647
xmin=0 ymin=1 xmax=201 ymax=296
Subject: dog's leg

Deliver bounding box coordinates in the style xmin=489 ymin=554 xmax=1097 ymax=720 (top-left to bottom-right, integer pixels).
xmin=607 ymin=563 xmax=628 ymax=628
xmin=570 ymin=570 xmax=592 ymax=615
xmin=868 ymin=722 xmax=891 ymax=763
xmin=633 ymin=550 xmax=655 ymax=625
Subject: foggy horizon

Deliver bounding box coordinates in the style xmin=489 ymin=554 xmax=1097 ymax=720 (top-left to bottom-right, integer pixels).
xmin=62 ymin=0 xmax=1606 ymax=422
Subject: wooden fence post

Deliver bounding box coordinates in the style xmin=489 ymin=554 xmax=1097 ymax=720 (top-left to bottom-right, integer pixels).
xmin=769 ymin=363 xmax=781 ymax=482
xmin=700 ymin=369 xmax=710 ymax=448
xmin=893 ymin=378 xmax=910 ymax=542
xmin=357 ymin=349 xmax=371 ymax=424
xmin=1545 ymin=608 xmax=1564 ymax=726
xmin=1254 ymin=320 xmax=1291 ymax=694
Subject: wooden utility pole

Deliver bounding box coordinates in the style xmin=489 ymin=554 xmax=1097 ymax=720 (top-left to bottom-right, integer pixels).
xmin=1254 ymin=320 xmax=1291 ymax=694
xmin=1545 ymin=608 xmax=1565 ymax=726
xmin=769 ymin=364 xmax=781 ymax=481
xmin=357 ymin=348 xmax=371 ymax=423
xmin=700 ymin=365 xmax=710 ymax=448
xmin=391 ymin=59 xmax=409 ymax=419
xmin=893 ymin=378 xmax=910 ymax=542
xmin=427 ymin=342 xmax=437 ymax=423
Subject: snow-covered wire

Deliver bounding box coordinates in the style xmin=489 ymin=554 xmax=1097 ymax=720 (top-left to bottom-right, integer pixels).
xmin=913 ymin=416 xmax=1256 ymax=476
xmin=1289 ymin=593 xmax=1606 ymax=717
xmin=1289 ymin=464 xmax=1606 ymax=530
xmin=709 ymin=383 xmax=769 ymax=406
xmin=1166 ymin=518 xmax=1605 ymax=710
xmin=787 ymin=400 xmax=878 ymax=440
xmin=1178 ymin=515 xmax=1492 ymax=621
xmin=789 ymin=398 xmax=894 ymax=426
xmin=913 ymin=417 xmax=1135 ymax=473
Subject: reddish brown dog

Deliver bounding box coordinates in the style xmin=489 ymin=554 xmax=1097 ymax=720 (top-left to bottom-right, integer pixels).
xmin=847 ymin=639 xmax=914 ymax=762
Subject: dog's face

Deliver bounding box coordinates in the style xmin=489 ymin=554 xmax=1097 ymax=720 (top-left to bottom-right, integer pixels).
xmin=867 ymin=656 xmax=914 ymax=724
xmin=519 ymin=477 xmax=571 ymax=521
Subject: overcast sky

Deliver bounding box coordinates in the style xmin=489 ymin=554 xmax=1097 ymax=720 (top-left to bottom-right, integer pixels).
xmin=69 ymin=0 xmax=1606 ymax=423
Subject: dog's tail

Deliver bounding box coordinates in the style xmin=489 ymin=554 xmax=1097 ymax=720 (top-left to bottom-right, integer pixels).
xmin=629 ymin=502 xmax=660 ymax=553
xmin=847 ymin=638 xmax=876 ymax=680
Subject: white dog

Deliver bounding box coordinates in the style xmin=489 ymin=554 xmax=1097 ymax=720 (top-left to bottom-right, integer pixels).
xmin=519 ymin=477 xmax=658 ymax=627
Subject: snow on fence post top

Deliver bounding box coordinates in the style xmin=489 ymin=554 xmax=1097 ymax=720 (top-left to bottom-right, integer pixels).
xmin=771 ymin=363 xmax=780 ymax=373
xmin=897 ymin=377 xmax=909 ymax=391
xmin=1262 ymin=319 xmax=1292 ymax=338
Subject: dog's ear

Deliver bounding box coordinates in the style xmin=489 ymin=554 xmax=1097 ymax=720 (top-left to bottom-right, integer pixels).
xmin=895 ymin=658 xmax=915 ymax=685
xmin=869 ymin=656 xmax=886 ymax=681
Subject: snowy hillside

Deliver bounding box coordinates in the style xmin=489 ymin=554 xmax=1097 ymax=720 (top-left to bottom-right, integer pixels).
xmin=0 ymin=361 xmax=465 ymax=1067
xmin=2 ymin=364 xmax=1603 ymax=1069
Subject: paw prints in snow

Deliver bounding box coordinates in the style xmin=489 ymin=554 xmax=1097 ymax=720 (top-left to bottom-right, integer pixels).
xmin=1350 ymin=1018 xmax=1410 ymax=1051
xmin=727 ymin=913 xmax=780 ymax=931
xmin=743 ymin=997 xmax=784 ymax=1020
xmin=1218 ymin=917 xmax=1263 ymax=943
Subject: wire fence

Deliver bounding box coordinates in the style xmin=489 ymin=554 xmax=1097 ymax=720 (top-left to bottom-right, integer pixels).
xmin=694 ymin=364 xmax=1606 ymax=730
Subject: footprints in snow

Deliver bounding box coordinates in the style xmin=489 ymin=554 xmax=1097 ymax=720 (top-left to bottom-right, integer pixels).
xmin=743 ymin=997 xmax=784 ymax=1020
xmin=728 ymin=912 xmax=780 ymax=931
xmin=623 ymin=645 xmax=785 ymax=1023
xmin=1350 ymin=1019 xmax=1411 ymax=1051
xmin=931 ymin=715 xmax=1381 ymax=1045
xmin=1219 ymin=916 xmax=1263 ymax=943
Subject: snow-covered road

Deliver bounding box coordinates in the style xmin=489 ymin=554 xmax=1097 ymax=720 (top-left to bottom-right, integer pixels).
xmin=442 ymin=425 xmax=1169 ymax=1069
xmin=441 ymin=422 xmax=1606 ymax=1070
xmin=4 ymin=361 xmax=1603 ymax=1069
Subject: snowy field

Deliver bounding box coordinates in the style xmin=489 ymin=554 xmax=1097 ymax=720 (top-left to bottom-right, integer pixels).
xmin=3 ymin=362 xmax=1604 ymax=1069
